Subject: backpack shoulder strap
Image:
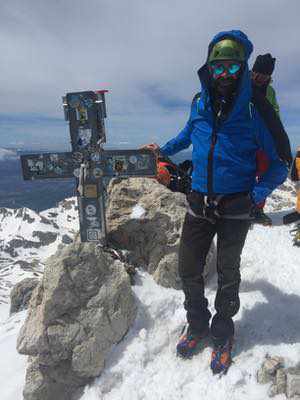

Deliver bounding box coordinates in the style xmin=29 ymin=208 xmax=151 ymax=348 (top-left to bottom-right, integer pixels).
xmin=192 ymin=92 xmax=203 ymax=114
xmin=192 ymin=92 xmax=201 ymax=102
xmin=252 ymin=87 xmax=292 ymax=167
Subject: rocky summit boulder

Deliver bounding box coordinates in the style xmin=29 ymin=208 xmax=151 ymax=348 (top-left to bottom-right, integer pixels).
xmin=17 ymin=239 xmax=137 ymax=400
xmin=10 ymin=277 xmax=39 ymax=315
xmin=106 ymin=178 xmax=216 ymax=289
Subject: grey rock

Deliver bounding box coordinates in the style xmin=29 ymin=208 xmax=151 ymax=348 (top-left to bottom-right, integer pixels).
xmin=257 ymin=367 xmax=273 ymax=385
xmin=4 ymin=238 xmax=42 ymax=257
xmin=13 ymin=260 xmax=36 ymax=272
xmin=17 ymin=285 xmax=49 ymax=356
xmin=60 ymin=199 xmax=77 ymax=210
xmin=15 ymin=208 xmax=35 ymax=224
xmin=46 ymin=322 xmax=83 ymax=362
xmin=40 ymin=215 xmax=53 ymax=225
xmin=287 ymin=364 xmax=300 ymax=375
xmin=265 ymin=356 xmax=285 ymax=374
xmin=47 ymin=212 xmax=58 ymax=218
xmin=17 ymin=240 xmax=137 ymax=399
xmin=23 ymin=357 xmax=51 ymax=400
xmin=23 ymin=357 xmax=85 ymax=400
xmin=72 ymin=335 xmax=106 ymax=379
xmin=153 ymin=252 xmax=182 ymax=289
xmin=286 ymin=368 xmax=300 ymax=398
xmin=267 ymin=368 xmax=287 ymax=397
xmin=32 ymin=231 xmax=58 ymax=246
xmin=275 ymin=368 xmax=287 ymax=395
xmin=256 ymin=368 xmax=273 ymax=385
xmin=62 ymin=234 xmax=73 ymax=244
xmin=0 ymin=208 xmax=13 ymax=218
xmin=257 ymin=356 xmax=284 ymax=384
xmin=10 ymin=277 xmax=39 ymax=315
xmin=106 ymin=178 xmax=216 ymax=289
xmin=17 ymin=259 xmax=42 ymax=274
xmin=268 ymin=383 xmax=278 ymax=397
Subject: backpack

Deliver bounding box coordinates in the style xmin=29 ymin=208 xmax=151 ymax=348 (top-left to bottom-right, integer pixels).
xmin=157 ymin=156 xmax=192 ymax=194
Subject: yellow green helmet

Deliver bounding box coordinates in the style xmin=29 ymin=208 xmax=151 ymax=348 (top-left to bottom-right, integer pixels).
xmin=208 ymin=39 xmax=245 ymax=63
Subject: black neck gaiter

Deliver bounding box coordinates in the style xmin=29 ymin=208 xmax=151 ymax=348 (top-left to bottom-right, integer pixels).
xmin=210 ymin=75 xmax=240 ymax=121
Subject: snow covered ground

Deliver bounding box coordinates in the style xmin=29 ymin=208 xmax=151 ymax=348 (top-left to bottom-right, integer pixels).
xmin=0 ymin=311 xmax=27 ymax=400
xmin=0 ymin=184 xmax=299 ymax=400
xmin=81 ymin=223 xmax=300 ymax=400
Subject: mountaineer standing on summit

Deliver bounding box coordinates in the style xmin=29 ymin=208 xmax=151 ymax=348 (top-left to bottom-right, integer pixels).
xmin=144 ymin=30 xmax=288 ymax=374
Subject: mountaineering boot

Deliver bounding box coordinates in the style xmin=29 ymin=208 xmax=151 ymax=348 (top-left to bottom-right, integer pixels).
xmin=210 ymin=337 xmax=234 ymax=375
xmin=176 ymin=325 xmax=210 ymax=359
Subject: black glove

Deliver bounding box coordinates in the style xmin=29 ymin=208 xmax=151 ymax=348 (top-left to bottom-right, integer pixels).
xmin=252 ymin=54 xmax=276 ymax=76
xmin=250 ymin=205 xmax=272 ymax=226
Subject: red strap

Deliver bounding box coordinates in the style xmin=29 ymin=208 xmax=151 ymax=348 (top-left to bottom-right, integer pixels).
xmin=256 ymin=149 xmax=269 ymax=177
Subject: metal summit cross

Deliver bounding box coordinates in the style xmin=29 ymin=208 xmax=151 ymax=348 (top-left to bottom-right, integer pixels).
xmin=21 ymin=90 xmax=157 ymax=243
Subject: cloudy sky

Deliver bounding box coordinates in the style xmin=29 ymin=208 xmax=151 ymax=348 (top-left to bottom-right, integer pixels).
xmin=0 ymin=0 xmax=299 ymax=151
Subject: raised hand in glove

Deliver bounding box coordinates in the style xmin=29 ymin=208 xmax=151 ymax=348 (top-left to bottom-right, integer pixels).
xmin=252 ymin=54 xmax=276 ymax=92
xmin=253 ymin=53 xmax=276 ymax=76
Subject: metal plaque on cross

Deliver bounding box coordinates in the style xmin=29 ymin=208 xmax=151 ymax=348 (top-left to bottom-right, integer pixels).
xmin=20 ymin=90 xmax=157 ymax=243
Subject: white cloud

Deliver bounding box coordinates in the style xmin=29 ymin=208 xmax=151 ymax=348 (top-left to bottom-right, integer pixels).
xmin=0 ymin=0 xmax=299 ymax=147
xmin=0 ymin=148 xmax=18 ymax=161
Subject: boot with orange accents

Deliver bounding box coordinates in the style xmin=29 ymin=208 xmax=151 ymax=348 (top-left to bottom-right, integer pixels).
xmin=210 ymin=337 xmax=234 ymax=375
xmin=176 ymin=325 xmax=210 ymax=359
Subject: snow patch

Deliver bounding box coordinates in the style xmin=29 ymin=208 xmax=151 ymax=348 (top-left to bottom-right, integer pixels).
xmin=130 ymin=204 xmax=146 ymax=219
xmin=0 ymin=311 xmax=27 ymax=400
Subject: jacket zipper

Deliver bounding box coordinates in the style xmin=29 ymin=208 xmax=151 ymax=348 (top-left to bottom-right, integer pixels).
xmin=207 ymin=109 xmax=222 ymax=196
xmin=207 ymin=128 xmax=217 ymax=196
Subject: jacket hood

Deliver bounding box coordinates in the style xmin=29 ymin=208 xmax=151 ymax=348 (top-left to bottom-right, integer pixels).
xmin=208 ymin=30 xmax=253 ymax=61
xmin=197 ymin=30 xmax=254 ymax=122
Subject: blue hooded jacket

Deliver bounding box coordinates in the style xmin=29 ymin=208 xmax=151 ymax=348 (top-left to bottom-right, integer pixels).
xmin=160 ymin=30 xmax=288 ymax=204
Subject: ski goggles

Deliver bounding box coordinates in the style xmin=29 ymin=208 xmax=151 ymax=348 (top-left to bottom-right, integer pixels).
xmin=209 ymin=61 xmax=242 ymax=78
